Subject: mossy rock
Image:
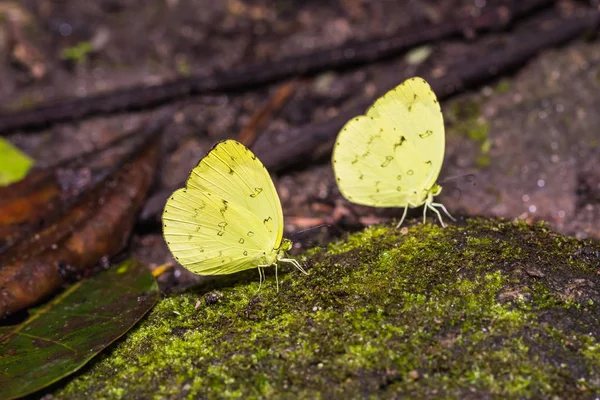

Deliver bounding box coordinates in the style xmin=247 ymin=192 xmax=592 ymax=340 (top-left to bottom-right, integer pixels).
xmin=55 ymin=218 xmax=600 ymax=399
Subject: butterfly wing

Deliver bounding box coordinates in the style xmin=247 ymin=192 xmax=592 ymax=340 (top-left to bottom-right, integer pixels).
xmin=163 ymin=188 xmax=278 ymax=274
xmin=185 ymin=140 xmax=283 ymax=247
xmin=332 ymin=77 xmax=444 ymax=207
xmin=162 ymin=140 xmax=284 ymax=275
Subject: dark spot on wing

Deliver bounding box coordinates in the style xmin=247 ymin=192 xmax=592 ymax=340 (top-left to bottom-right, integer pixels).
xmin=219 ymin=200 xmax=228 ymax=216
xmin=394 ymin=136 xmax=406 ymax=150
xmin=367 ymin=134 xmax=381 ymax=145
xmin=381 ymin=156 xmax=393 ymax=168
xmin=217 ymin=222 xmax=227 ymax=236
xmin=419 ymin=130 xmax=433 ymax=139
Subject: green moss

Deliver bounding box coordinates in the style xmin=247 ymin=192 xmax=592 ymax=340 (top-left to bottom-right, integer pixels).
xmin=465 ymin=120 xmax=489 ymax=143
xmin=448 ymin=99 xmax=492 ymax=168
xmin=494 ymin=80 xmax=511 ymax=94
xmin=61 ymin=41 xmax=94 ymax=64
xmin=326 ymin=224 xmax=390 ymax=255
xmin=176 ymin=56 xmax=191 ymax=76
xmin=474 ymin=154 xmax=491 ymax=168
xmin=53 ymin=218 xmax=600 ymax=399
xmin=6 ymin=94 xmax=39 ymax=112
xmin=580 ymin=335 xmax=600 ymax=368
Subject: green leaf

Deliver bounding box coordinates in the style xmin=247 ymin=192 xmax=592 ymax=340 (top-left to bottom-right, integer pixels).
xmin=60 ymin=41 xmax=94 ymax=64
xmin=0 ymin=259 xmax=158 ymax=399
xmin=0 ymin=138 xmax=33 ymax=186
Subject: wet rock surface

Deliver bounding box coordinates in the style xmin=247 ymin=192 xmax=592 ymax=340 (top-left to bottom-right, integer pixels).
xmin=51 ymin=219 xmax=600 ymax=398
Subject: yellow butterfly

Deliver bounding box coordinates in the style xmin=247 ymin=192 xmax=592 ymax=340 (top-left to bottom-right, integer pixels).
xmin=162 ymin=140 xmax=306 ymax=290
xmin=332 ymin=77 xmax=454 ymax=227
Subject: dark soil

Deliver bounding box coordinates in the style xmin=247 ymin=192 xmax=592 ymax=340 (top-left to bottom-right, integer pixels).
xmin=1 ymin=1 xmax=599 ymax=294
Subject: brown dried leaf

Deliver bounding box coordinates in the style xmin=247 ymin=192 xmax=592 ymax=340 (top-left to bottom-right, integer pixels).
xmin=0 ymin=127 xmax=161 ymax=250
xmin=0 ymin=130 xmax=160 ymax=318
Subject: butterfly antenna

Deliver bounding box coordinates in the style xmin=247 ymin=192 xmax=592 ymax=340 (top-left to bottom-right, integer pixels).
xmin=290 ymin=224 xmax=331 ymax=238
xmin=440 ymin=173 xmax=477 ymax=184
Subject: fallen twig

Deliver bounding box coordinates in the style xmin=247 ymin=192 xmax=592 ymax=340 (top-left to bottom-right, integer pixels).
xmin=0 ymin=0 xmax=554 ymax=133
xmin=253 ymin=10 xmax=599 ymax=172
xmin=238 ymin=80 xmax=298 ymax=148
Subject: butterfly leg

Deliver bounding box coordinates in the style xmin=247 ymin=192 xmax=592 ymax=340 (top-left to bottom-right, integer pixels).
xmin=280 ymin=258 xmax=308 ymax=275
xmin=395 ymin=206 xmax=409 ymax=228
xmin=427 ymin=203 xmax=446 ymax=227
xmin=431 ymin=202 xmax=456 ymax=221
xmin=256 ymin=266 xmax=265 ymax=293
xmin=422 ymin=202 xmax=428 ymax=224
